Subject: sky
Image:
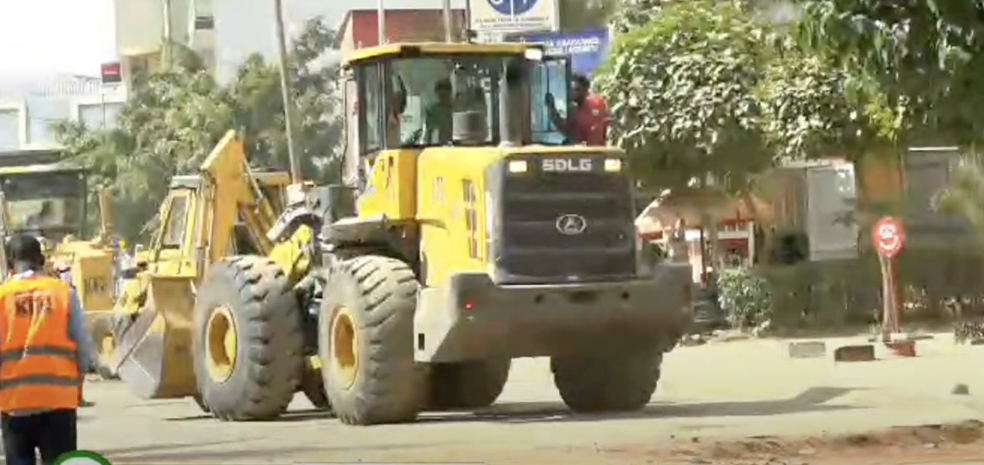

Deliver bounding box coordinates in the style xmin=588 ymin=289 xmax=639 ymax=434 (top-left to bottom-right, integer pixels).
xmin=0 ymin=0 xmax=117 ymax=77
xmin=0 ymin=0 xmax=467 ymax=79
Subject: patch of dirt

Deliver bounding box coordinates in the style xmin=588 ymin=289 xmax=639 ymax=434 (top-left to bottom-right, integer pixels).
xmin=611 ymin=420 xmax=984 ymax=464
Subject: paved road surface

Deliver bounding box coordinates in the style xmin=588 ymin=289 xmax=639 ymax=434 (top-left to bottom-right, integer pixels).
xmin=65 ymin=335 xmax=984 ymax=464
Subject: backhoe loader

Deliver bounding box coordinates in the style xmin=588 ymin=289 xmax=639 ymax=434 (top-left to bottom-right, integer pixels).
xmin=106 ymin=132 xmax=329 ymax=411
xmin=112 ymin=41 xmax=692 ymax=424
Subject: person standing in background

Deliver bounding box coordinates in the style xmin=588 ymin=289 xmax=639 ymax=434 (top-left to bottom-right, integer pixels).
xmin=0 ymin=234 xmax=93 ymax=465
xmin=52 ymin=261 xmax=94 ymax=409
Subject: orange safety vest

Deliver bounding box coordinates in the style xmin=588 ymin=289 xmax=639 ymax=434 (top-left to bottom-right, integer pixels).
xmin=0 ymin=276 xmax=79 ymax=412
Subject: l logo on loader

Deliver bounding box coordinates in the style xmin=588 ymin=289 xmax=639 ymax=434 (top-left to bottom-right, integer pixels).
xmin=556 ymin=214 xmax=588 ymax=235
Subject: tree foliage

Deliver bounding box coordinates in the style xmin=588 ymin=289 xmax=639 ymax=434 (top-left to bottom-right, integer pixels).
xmin=757 ymin=41 xmax=891 ymax=162
xmin=608 ymin=0 xmax=674 ymax=33
xmin=54 ymin=18 xmax=343 ymax=240
xmin=935 ymin=158 xmax=984 ymax=237
xmin=796 ymin=0 xmax=984 ymax=146
xmin=596 ymin=0 xmax=772 ymax=191
xmin=558 ymin=0 xmax=618 ymax=32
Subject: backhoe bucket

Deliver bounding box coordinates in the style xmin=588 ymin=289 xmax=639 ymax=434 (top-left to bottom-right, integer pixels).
xmin=110 ymin=275 xmax=197 ymax=399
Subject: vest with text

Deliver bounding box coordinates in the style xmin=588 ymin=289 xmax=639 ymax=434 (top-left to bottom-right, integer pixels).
xmin=0 ymin=276 xmax=79 ymax=412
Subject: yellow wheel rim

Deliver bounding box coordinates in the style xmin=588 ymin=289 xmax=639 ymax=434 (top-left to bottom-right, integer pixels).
xmin=205 ymin=306 xmax=237 ymax=383
xmin=331 ymin=307 xmax=358 ymax=389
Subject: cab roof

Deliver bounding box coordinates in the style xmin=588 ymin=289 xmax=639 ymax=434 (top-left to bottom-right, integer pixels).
xmin=341 ymin=42 xmax=541 ymax=68
xmin=0 ymin=162 xmax=84 ymax=175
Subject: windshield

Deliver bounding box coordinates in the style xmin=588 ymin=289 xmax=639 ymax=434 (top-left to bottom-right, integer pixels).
xmin=0 ymin=170 xmax=86 ymax=239
xmin=389 ymin=54 xmax=522 ymax=147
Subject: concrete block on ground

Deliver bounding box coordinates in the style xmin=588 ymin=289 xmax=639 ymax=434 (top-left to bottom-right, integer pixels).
xmin=885 ymin=340 xmax=917 ymax=357
xmin=787 ymin=340 xmax=827 ymax=359
xmin=833 ymin=344 xmax=876 ymax=362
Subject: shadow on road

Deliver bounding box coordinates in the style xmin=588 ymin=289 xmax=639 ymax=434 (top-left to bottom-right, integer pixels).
xmin=158 ymin=386 xmax=864 ymax=426
xmin=419 ymin=386 xmax=867 ymax=424
xmin=165 ymin=408 xmax=333 ymax=423
xmin=96 ymin=441 xmax=446 ymax=463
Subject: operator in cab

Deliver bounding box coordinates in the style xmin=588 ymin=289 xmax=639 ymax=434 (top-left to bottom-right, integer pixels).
xmin=424 ymin=79 xmax=454 ymax=145
xmin=25 ymin=201 xmax=55 ymax=231
xmin=0 ymin=234 xmax=92 ymax=465
xmin=545 ymin=74 xmax=608 ymax=146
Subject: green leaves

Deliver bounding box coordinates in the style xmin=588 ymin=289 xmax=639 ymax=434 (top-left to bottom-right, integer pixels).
xmin=608 ymin=0 xmax=677 ymax=33
xmin=934 ymin=158 xmax=984 ymax=238
xmin=54 ymin=18 xmax=343 ymax=240
xmin=757 ymin=41 xmax=890 ymax=162
xmin=597 ymin=0 xmax=772 ymax=191
xmin=596 ymin=0 xmax=895 ymax=193
xmin=558 ymin=0 xmax=618 ymax=32
xmin=796 ymin=0 xmax=984 ymax=147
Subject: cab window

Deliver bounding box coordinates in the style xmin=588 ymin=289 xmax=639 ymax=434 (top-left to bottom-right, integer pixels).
xmin=160 ymin=195 xmax=188 ymax=249
xmin=388 ymin=55 xmax=503 ymax=147
xmin=355 ymin=54 xmax=534 ymax=149
xmin=530 ymin=57 xmax=570 ymax=145
xmin=358 ymin=63 xmax=384 ymax=154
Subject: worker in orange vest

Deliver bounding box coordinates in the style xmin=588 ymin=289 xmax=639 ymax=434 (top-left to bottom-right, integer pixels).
xmin=0 ymin=234 xmax=92 ymax=465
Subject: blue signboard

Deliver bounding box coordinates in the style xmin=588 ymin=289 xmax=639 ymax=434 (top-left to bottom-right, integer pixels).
xmin=508 ymin=28 xmax=610 ymax=76
xmin=488 ymin=0 xmax=539 ymax=16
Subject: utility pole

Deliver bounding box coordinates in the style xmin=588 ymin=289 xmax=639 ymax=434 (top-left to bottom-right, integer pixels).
xmin=273 ymin=0 xmax=301 ymax=182
xmin=378 ymin=0 xmax=386 ymax=45
xmin=162 ymin=0 xmax=173 ymax=67
xmin=443 ymin=0 xmax=453 ymax=42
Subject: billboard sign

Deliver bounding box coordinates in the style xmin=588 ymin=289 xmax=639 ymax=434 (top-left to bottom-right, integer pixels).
xmin=470 ymin=0 xmax=559 ymax=34
xmin=508 ymin=28 xmax=610 ymax=76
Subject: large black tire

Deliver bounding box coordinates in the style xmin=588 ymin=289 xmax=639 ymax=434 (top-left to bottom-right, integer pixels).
xmin=551 ymin=350 xmax=662 ymax=413
xmin=89 ymin=314 xmax=119 ymax=380
xmin=192 ymin=256 xmax=304 ymax=421
xmin=429 ymin=359 xmax=511 ymax=410
xmin=320 ymin=255 xmax=423 ymax=425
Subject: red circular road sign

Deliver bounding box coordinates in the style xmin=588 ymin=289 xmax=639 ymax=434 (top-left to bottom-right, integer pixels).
xmin=872 ymin=216 xmax=905 ymax=258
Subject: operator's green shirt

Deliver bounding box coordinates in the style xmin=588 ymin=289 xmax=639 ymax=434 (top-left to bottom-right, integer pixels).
xmin=424 ymin=103 xmax=452 ymax=144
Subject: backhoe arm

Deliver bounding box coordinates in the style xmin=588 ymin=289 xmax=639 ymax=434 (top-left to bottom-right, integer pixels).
xmin=196 ymin=131 xmax=283 ymax=271
xmin=96 ymin=186 xmax=114 ymax=244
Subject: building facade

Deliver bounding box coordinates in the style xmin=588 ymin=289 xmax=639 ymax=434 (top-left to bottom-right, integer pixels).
xmin=0 ymin=76 xmax=126 ymax=150
xmin=113 ymin=0 xmax=217 ymax=88
xmin=333 ymin=8 xmax=467 ymax=52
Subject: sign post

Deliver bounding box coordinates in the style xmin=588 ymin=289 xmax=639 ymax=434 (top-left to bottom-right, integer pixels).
xmin=871 ymin=217 xmax=911 ymax=354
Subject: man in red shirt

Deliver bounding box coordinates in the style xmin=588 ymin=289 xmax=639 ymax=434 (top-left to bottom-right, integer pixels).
xmin=545 ymin=74 xmax=608 ymax=146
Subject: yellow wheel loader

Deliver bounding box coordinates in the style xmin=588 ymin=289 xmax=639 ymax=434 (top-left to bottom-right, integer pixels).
xmin=106 ymin=132 xmax=330 ymax=413
xmin=181 ymin=42 xmax=693 ymax=424
xmin=0 ymin=163 xmax=118 ymax=370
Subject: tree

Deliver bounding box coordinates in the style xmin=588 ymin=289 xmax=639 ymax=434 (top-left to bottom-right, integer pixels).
xmin=54 ymin=18 xmax=343 ymax=240
xmin=796 ymin=0 xmax=984 ymax=147
xmin=227 ymin=18 xmax=343 ymax=182
xmin=558 ymin=0 xmax=617 ymax=32
xmin=756 ymin=39 xmax=892 ymax=163
xmin=608 ymin=0 xmax=674 ymax=33
xmin=595 ymin=0 xmax=772 ymax=192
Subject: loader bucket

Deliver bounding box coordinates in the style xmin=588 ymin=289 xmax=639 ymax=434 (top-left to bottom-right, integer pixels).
xmin=110 ymin=275 xmax=198 ymax=399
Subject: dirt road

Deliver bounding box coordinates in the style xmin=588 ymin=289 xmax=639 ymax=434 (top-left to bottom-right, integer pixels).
xmin=74 ymin=335 xmax=984 ymax=464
